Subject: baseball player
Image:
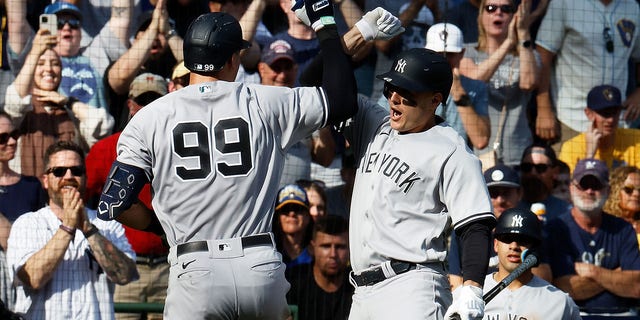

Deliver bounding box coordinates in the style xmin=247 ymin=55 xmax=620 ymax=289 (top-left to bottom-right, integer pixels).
xmin=96 ymin=5 xmax=396 ymax=319
xmin=341 ymin=48 xmax=495 ymax=320
xmin=484 ymin=208 xmax=581 ymax=320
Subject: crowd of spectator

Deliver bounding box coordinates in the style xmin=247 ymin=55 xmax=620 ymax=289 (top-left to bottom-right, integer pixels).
xmin=0 ymin=0 xmax=638 ymax=318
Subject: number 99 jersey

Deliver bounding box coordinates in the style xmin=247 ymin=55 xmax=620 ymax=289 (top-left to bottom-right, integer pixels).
xmin=116 ymin=81 xmax=328 ymax=246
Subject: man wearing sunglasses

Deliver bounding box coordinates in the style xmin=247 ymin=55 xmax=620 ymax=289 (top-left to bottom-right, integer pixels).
xmin=7 ymin=0 xmax=133 ymax=111
xmin=517 ymin=143 xmax=571 ymax=223
xmin=6 ymin=140 xmax=138 ymax=319
xmin=483 ymin=208 xmax=581 ymax=320
xmin=546 ymin=158 xmax=640 ymax=316
xmin=559 ymin=85 xmax=640 ymax=174
xmin=340 ymin=48 xmax=495 ymax=320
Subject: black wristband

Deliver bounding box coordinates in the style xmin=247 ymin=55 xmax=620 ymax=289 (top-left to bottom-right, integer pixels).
xmin=83 ymin=224 xmax=99 ymax=238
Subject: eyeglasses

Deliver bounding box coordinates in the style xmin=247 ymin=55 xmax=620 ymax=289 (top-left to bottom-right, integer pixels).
xmin=46 ymin=166 xmax=85 ymax=177
xmin=518 ymin=162 xmax=550 ymax=174
xmin=496 ymin=234 xmax=535 ymax=247
xmin=594 ymin=107 xmax=621 ymax=118
xmin=603 ymin=27 xmax=614 ymax=53
xmin=278 ymin=204 xmax=308 ymax=215
xmin=573 ymin=179 xmax=605 ymax=192
xmin=488 ymin=187 xmax=515 ymax=199
xmin=484 ymin=4 xmax=515 ymax=14
xmin=57 ymin=18 xmax=81 ymax=30
xmin=0 ymin=130 xmax=20 ymax=144
xmin=623 ymin=185 xmax=640 ymax=195
xmin=383 ymin=82 xmax=418 ymax=107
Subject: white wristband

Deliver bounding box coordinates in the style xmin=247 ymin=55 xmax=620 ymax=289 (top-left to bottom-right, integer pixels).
xmin=355 ymin=19 xmax=376 ymax=41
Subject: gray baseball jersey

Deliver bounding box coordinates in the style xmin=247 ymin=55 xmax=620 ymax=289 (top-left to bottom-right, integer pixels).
xmin=116 ymin=81 xmax=327 ymax=246
xmin=483 ymin=274 xmax=581 ymax=320
xmin=342 ymin=95 xmax=494 ymax=272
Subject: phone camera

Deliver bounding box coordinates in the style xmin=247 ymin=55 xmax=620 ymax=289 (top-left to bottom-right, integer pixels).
xmin=42 ymin=17 xmax=48 ymax=23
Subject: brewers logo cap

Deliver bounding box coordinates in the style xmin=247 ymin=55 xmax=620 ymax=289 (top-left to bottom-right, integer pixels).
xmin=587 ymin=85 xmax=622 ymax=111
xmin=573 ymin=158 xmax=609 ymax=185
xmin=276 ymin=184 xmax=309 ymax=211
xmin=376 ymin=48 xmax=453 ymax=97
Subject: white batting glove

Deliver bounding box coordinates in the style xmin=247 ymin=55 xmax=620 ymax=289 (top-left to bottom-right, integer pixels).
xmin=355 ymin=7 xmax=405 ymax=41
xmin=444 ymin=285 xmax=484 ymax=320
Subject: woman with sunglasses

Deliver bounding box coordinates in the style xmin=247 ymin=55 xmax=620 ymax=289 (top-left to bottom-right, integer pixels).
xmin=272 ymin=184 xmax=314 ymax=269
xmin=0 ymin=111 xmax=45 ymax=310
xmin=460 ymin=0 xmax=539 ymax=167
xmin=604 ymin=166 xmax=640 ymax=246
xmin=4 ymin=30 xmax=114 ymax=177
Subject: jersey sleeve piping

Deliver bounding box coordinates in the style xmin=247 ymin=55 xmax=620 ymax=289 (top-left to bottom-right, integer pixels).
xmin=317 ymin=87 xmax=329 ymax=128
xmin=454 ymin=212 xmax=496 ymax=230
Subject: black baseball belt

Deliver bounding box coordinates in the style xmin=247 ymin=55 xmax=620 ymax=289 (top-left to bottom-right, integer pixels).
xmin=351 ymin=260 xmax=419 ymax=286
xmin=135 ymin=254 xmax=168 ymax=266
xmin=176 ymin=234 xmax=272 ymax=257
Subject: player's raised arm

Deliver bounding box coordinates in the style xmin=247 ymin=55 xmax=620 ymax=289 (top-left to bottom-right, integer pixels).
xmin=291 ymin=0 xmax=357 ymax=125
xmin=299 ymin=8 xmax=404 ymax=87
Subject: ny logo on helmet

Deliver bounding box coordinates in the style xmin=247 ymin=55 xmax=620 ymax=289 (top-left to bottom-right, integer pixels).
xmin=511 ymin=215 xmax=523 ymax=228
xmin=395 ymin=59 xmax=407 ymax=73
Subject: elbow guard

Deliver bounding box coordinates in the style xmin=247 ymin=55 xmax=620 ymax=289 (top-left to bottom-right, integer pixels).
xmin=97 ymin=161 xmax=148 ymax=221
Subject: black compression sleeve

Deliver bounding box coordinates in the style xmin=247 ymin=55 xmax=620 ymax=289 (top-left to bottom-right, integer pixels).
xmin=316 ymin=26 xmax=358 ymax=125
xmin=299 ymin=53 xmax=323 ymax=87
xmin=143 ymin=212 xmax=165 ymax=236
xmin=457 ymin=218 xmax=495 ymax=286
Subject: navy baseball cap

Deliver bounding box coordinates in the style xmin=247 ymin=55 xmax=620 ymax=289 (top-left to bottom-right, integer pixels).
xmin=45 ymin=1 xmax=82 ymax=21
xmin=275 ymin=184 xmax=309 ymax=211
xmin=484 ymin=164 xmax=520 ymax=188
xmin=573 ymin=158 xmax=609 ymax=185
xmin=587 ymin=85 xmax=622 ymax=111
xmin=261 ymin=40 xmax=295 ymax=66
xmin=376 ymin=48 xmax=453 ymax=96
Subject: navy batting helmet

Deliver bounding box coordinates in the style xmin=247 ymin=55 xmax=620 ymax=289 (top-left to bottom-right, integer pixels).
xmin=183 ymin=12 xmax=251 ymax=73
xmin=494 ymin=208 xmax=542 ymax=246
xmin=376 ymin=48 xmax=453 ymax=99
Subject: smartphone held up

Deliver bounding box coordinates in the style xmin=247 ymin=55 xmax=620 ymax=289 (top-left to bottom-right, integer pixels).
xmin=39 ymin=14 xmax=58 ymax=36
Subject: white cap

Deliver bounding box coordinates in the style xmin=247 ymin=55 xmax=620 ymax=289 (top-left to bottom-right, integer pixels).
xmin=530 ymin=203 xmax=546 ymax=216
xmin=425 ymin=23 xmax=464 ymax=53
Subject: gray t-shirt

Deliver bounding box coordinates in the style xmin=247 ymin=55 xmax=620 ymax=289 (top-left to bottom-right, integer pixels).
xmin=464 ymin=45 xmax=540 ymax=166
